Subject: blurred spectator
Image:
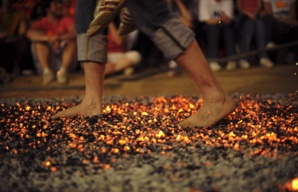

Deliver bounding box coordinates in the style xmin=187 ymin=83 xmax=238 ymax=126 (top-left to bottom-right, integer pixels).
xmin=105 ymin=22 xmax=142 ymax=76
xmin=263 ymin=0 xmax=298 ymax=63
xmin=0 ymin=0 xmax=29 ymax=84
xmin=12 ymin=0 xmax=37 ymax=20
xmin=26 ymin=0 xmax=77 ymax=85
xmin=167 ymin=0 xmax=194 ymax=76
xmin=199 ymin=0 xmax=237 ymax=72
xmin=263 ymin=0 xmax=298 ymax=47
xmin=235 ymin=0 xmax=274 ymax=69
xmin=61 ymin=0 xmax=75 ymax=17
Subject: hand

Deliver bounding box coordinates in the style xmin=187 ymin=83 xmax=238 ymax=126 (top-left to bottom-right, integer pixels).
xmin=247 ymin=12 xmax=256 ymax=20
xmin=47 ymin=35 xmax=60 ymax=50
xmin=220 ymin=13 xmax=231 ymax=24
xmin=47 ymin=35 xmax=59 ymax=44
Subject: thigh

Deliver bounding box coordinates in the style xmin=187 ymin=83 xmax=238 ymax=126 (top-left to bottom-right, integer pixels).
xmin=74 ymin=0 xmax=97 ymax=34
xmin=108 ymin=53 xmax=125 ymax=63
xmin=126 ymin=0 xmax=173 ymax=36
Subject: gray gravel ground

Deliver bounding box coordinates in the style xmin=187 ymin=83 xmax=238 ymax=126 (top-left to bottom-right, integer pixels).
xmin=0 ymin=93 xmax=297 ymax=192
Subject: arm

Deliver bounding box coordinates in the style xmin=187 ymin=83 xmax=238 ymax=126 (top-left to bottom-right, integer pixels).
xmin=26 ymin=27 xmax=55 ymax=42
xmin=26 ymin=26 xmax=59 ymax=49
xmin=219 ymin=0 xmax=233 ymax=24
xmin=59 ymin=17 xmax=77 ymax=41
xmin=18 ymin=20 xmax=28 ymax=37
xmin=5 ymin=18 xmax=28 ymax=43
xmin=237 ymin=0 xmax=256 ymax=19
xmin=59 ymin=26 xmax=77 ymax=41
xmin=263 ymin=2 xmax=273 ymax=15
xmin=1 ymin=11 xmax=28 ymax=42
xmin=108 ymin=22 xmax=124 ymax=46
xmin=174 ymin=0 xmax=193 ymax=28
xmin=205 ymin=18 xmax=222 ymax=25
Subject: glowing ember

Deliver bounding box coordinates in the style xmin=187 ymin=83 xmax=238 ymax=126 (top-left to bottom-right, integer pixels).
xmin=45 ymin=161 xmax=51 ymax=167
xmin=292 ymin=178 xmax=298 ymax=190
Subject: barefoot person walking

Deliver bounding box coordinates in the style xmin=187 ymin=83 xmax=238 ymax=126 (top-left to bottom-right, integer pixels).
xmin=52 ymin=0 xmax=236 ymax=128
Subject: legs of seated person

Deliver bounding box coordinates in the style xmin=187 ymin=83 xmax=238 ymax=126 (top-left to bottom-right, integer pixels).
xmin=239 ymin=18 xmax=273 ymax=68
xmin=206 ymin=24 xmax=220 ymax=60
xmin=105 ymin=51 xmax=141 ymax=75
xmin=255 ymin=19 xmax=273 ymax=68
xmin=33 ymin=42 xmax=51 ymax=73
xmin=205 ymin=24 xmax=236 ymax=71
xmin=33 ymin=41 xmax=78 ymax=84
xmin=53 ymin=0 xmax=236 ymax=128
xmin=239 ymin=19 xmax=254 ymax=68
xmin=58 ymin=39 xmax=77 ymax=83
xmin=222 ymin=24 xmax=236 ymax=57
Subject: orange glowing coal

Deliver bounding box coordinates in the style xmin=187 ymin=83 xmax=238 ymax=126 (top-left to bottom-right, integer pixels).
xmin=292 ymin=178 xmax=298 ymax=190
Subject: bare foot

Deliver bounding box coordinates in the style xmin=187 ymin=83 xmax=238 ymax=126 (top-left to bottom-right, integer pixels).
xmin=179 ymin=95 xmax=236 ymax=128
xmin=51 ymin=100 xmax=102 ymax=119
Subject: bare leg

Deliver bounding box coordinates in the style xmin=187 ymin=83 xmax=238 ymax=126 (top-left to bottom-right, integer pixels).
xmin=34 ymin=42 xmax=56 ymax=84
xmin=61 ymin=40 xmax=77 ymax=70
xmin=177 ymin=41 xmax=236 ymax=127
xmin=34 ymin=42 xmax=51 ymax=71
xmin=105 ymin=56 xmax=135 ymax=75
xmin=52 ymin=62 xmax=105 ymax=118
xmin=57 ymin=40 xmax=77 ymax=84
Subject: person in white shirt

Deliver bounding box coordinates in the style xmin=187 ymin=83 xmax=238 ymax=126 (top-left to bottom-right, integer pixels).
xmin=262 ymin=0 xmax=298 ymax=63
xmin=198 ymin=0 xmax=237 ymax=71
xmin=263 ymin=0 xmax=298 ymax=44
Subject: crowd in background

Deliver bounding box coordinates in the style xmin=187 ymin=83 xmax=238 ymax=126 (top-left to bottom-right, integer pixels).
xmin=0 ymin=0 xmax=297 ymax=85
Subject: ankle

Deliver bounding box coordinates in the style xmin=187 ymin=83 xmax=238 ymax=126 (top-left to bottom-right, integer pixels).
xmin=82 ymin=96 xmax=102 ymax=106
xmin=58 ymin=66 xmax=67 ymax=74
xmin=201 ymin=91 xmax=227 ymax=103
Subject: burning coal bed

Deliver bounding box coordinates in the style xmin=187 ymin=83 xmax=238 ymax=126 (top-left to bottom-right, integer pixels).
xmin=0 ymin=93 xmax=297 ymax=192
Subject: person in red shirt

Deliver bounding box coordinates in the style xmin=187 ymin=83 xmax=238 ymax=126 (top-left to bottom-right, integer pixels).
xmin=27 ymin=0 xmax=77 ymax=85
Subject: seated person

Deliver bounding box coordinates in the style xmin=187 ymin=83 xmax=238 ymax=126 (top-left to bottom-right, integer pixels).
xmin=26 ymin=0 xmax=77 ymax=85
xmin=236 ymin=0 xmax=274 ymax=69
xmin=263 ymin=0 xmax=298 ymax=63
xmin=263 ymin=0 xmax=298 ymax=43
xmin=199 ymin=0 xmax=237 ymax=72
xmin=104 ymin=21 xmax=142 ymax=76
xmin=0 ymin=0 xmax=29 ymax=84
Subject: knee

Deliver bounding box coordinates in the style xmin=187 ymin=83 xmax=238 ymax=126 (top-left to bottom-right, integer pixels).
xmin=33 ymin=42 xmax=50 ymax=55
xmin=125 ymin=51 xmax=142 ymax=64
xmin=64 ymin=39 xmax=77 ymax=49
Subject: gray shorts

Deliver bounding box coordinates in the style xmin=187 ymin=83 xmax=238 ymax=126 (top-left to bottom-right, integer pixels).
xmin=75 ymin=0 xmax=195 ymax=63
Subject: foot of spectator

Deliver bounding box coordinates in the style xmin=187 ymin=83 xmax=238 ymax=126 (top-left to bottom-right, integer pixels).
xmin=179 ymin=95 xmax=235 ymax=128
xmin=51 ymin=98 xmax=102 ymax=119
